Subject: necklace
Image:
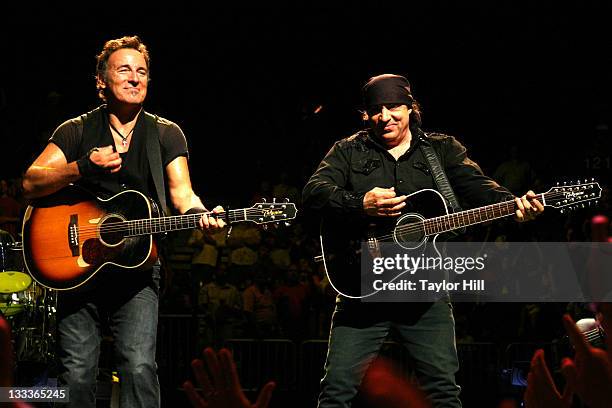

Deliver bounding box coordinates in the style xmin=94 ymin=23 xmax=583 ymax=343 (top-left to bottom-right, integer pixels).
xmin=109 ymin=121 xmax=135 ymax=147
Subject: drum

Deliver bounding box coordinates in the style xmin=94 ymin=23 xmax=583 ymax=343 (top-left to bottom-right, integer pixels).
xmin=0 ymin=240 xmax=31 ymax=294
xmin=13 ymin=283 xmax=57 ymax=363
xmin=0 ymin=293 xmax=26 ymax=316
xmin=0 ymin=282 xmax=39 ymax=317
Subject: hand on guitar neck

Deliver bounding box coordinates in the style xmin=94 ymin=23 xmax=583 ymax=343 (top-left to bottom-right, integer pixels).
xmin=192 ymin=205 xmax=227 ymax=231
xmin=513 ymin=190 xmax=544 ymax=222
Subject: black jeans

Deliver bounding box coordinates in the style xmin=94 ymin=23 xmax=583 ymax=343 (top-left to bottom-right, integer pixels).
xmin=56 ymin=266 xmax=160 ymax=408
xmin=318 ymin=300 xmax=462 ymax=408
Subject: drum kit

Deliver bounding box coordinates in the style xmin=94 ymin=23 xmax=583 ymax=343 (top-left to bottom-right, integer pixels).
xmin=0 ymin=231 xmax=56 ymax=363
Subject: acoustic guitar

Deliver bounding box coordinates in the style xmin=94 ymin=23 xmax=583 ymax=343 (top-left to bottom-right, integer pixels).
xmin=22 ymin=185 xmax=297 ymax=290
xmin=319 ymin=181 xmax=601 ymax=299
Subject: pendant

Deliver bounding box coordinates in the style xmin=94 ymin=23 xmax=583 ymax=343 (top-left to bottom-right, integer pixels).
xmin=122 ymin=139 xmax=128 ymax=147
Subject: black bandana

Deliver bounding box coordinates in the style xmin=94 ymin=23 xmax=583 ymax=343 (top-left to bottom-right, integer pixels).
xmin=362 ymin=74 xmax=414 ymax=108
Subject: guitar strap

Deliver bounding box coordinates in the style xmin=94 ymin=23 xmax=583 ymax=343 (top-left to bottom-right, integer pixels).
xmin=418 ymin=133 xmax=466 ymax=235
xmin=143 ymin=112 xmax=169 ymax=216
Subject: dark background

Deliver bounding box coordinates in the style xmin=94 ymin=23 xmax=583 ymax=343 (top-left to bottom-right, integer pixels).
xmin=1 ymin=5 xmax=610 ymax=205
xmin=1 ymin=6 xmax=611 ymax=406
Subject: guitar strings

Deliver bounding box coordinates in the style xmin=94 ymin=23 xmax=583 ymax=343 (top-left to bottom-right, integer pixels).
xmin=76 ymin=210 xmax=277 ymax=234
xmin=76 ymin=190 xmax=583 ymax=241
xmin=78 ymin=191 xmax=563 ymax=240
xmin=75 ymin=209 xmax=287 ymax=236
xmin=373 ymin=201 xmax=517 ymax=242
xmin=78 ymin=190 xmax=566 ymax=240
xmin=366 ymin=191 xmax=582 ymax=243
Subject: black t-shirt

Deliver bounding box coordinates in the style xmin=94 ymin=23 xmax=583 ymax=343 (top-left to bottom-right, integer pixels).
xmin=50 ymin=106 xmax=188 ymax=200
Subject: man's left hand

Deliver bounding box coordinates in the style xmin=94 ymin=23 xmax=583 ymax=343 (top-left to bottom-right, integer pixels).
xmin=199 ymin=206 xmax=227 ymax=230
xmin=514 ymin=190 xmax=544 ymax=222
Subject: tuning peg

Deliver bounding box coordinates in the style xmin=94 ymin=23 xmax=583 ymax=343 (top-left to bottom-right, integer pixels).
xmin=273 ymin=198 xmax=277 ymax=203
xmin=284 ymin=198 xmax=290 ymax=203
xmin=262 ymin=224 xmax=269 ymax=231
xmin=560 ymin=209 xmax=565 ymax=214
xmin=262 ymin=198 xmax=267 ymax=203
xmin=284 ymin=222 xmax=291 ymax=227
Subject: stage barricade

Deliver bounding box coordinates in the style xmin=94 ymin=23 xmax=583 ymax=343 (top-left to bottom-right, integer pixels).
xmin=156 ymin=314 xmax=548 ymax=405
xmin=157 ymin=314 xmax=197 ymax=390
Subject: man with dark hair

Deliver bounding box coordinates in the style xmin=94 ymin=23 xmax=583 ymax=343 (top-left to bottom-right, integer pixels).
xmin=22 ymin=35 xmax=224 ymax=407
xmin=303 ymin=74 xmax=543 ymax=407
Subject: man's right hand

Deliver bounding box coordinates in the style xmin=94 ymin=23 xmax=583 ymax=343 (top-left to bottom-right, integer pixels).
xmin=363 ymin=187 xmax=407 ymax=217
xmin=90 ymin=145 xmax=122 ymax=173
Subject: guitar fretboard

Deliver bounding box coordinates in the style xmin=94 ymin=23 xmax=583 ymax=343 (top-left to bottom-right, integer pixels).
xmin=422 ymin=194 xmax=542 ymax=235
xmin=125 ymin=209 xmax=248 ymax=236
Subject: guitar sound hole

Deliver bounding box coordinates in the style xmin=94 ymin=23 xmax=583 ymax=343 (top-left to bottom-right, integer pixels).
xmin=393 ymin=214 xmax=426 ymax=249
xmin=99 ymin=215 xmax=126 ymax=246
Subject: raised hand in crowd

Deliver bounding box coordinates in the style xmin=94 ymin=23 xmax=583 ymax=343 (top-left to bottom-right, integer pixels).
xmin=361 ymin=357 xmax=431 ymax=408
xmin=525 ymin=308 xmax=612 ymax=408
xmin=560 ymin=311 xmax=612 ymax=408
xmin=183 ymin=347 xmax=275 ymax=408
xmin=524 ymin=349 xmax=572 ymax=408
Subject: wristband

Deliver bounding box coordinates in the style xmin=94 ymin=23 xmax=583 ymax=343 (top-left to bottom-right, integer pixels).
xmin=184 ymin=207 xmax=208 ymax=215
xmin=76 ymin=147 xmax=105 ymax=177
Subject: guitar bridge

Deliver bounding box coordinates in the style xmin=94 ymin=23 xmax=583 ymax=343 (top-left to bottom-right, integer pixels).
xmin=68 ymin=214 xmax=79 ymax=256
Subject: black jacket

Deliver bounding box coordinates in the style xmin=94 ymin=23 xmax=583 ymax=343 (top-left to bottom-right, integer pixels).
xmin=303 ymin=129 xmax=514 ymax=216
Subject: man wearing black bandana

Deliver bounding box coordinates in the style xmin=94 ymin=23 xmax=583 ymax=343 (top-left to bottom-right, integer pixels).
xmin=303 ymin=74 xmax=543 ymax=407
xmin=22 ymin=36 xmax=225 ymax=407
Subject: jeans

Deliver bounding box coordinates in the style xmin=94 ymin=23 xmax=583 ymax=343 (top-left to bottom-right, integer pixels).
xmin=318 ymin=300 xmax=461 ymax=408
xmin=56 ymin=266 xmax=160 ymax=408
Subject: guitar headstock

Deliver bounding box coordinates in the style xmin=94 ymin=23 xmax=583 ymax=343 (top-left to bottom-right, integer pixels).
xmin=247 ymin=198 xmax=298 ymax=225
xmin=544 ymin=179 xmax=601 ymax=212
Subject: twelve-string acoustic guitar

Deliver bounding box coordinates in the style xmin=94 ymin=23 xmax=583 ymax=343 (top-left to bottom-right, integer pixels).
xmin=319 ymin=180 xmax=601 ymax=299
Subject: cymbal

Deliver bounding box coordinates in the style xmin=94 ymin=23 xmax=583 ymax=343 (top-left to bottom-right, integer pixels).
xmin=0 ymin=271 xmax=32 ymax=293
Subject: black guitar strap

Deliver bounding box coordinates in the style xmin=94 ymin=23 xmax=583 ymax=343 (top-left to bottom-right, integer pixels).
xmin=418 ymin=133 xmax=465 ymax=235
xmin=143 ymin=112 xmax=169 ymax=216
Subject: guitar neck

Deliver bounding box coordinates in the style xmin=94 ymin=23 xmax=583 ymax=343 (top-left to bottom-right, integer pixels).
xmin=125 ymin=209 xmax=250 ymax=236
xmin=424 ymin=193 xmax=544 ymax=235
